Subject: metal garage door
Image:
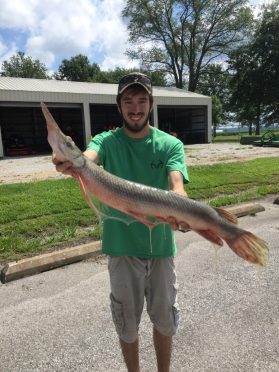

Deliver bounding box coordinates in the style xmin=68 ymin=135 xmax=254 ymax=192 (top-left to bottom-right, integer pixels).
xmin=158 ymin=106 xmax=207 ymax=144
xmin=0 ymin=103 xmax=84 ymax=156
xmin=90 ymin=104 xmax=122 ymax=135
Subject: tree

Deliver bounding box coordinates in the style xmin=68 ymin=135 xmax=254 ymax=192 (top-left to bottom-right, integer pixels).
xmin=228 ymin=44 xmax=263 ymax=134
xmin=196 ymin=63 xmax=231 ymax=120
xmin=228 ymin=1 xmax=279 ymax=134
xmin=253 ymin=0 xmax=279 ymax=125
xmin=122 ymin=0 xmax=253 ymax=91
xmin=1 ymin=51 xmax=48 ymax=79
xmin=144 ymin=70 xmax=168 ymax=86
xmin=54 ymin=54 xmax=101 ymax=81
xmin=212 ymin=95 xmax=223 ymax=137
xmin=94 ymin=67 xmax=168 ymax=86
xmin=93 ymin=67 xmax=132 ymax=83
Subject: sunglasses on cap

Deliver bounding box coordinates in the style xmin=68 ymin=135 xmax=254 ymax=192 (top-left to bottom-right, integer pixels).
xmin=118 ymin=73 xmax=152 ymax=95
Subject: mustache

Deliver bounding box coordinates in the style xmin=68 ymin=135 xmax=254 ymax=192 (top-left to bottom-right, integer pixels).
xmin=128 ymin=112 xmax=144 ymax=116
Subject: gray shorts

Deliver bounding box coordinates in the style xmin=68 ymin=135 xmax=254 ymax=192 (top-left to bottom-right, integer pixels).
xmin=108 ymin=256 xmax=179 ymax=343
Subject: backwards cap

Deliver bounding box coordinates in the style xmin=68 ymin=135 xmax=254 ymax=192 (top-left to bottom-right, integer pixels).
xmin=118 ymin=72 xmax=152 ymax=96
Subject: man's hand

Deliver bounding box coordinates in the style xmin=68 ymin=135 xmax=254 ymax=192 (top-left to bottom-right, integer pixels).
xmin=52 ymin=149 xmax=99 ymax=175
xmin=52 ymin=153 xmax=73 ymax=175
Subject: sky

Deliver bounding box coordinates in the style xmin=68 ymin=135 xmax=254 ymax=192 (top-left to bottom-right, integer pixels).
xmin=0 ymin=0 xmax=272 ymax=75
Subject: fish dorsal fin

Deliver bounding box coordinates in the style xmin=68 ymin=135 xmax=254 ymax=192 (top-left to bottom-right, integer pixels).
xmin=214 ymin=207 xmax=238 ymax=225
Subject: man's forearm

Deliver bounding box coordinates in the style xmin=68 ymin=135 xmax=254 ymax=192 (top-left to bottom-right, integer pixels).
xmin=169 ymin=170 xmax=187 ymax=196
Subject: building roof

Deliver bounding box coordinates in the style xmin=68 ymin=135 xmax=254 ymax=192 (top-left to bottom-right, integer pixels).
xmin=0 ymin=76 xmax=207 ymax=99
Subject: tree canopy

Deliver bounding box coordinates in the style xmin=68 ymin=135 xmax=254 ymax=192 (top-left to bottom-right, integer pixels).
xmin=253 ymin=0 xmax=279 ymax=119
xmin=94 ymin=67 xmax=168 ymax=86
xmin=122 ymin=0 xmax=253 ymax=91
xmin=212 ymin=95 xmax=223 ymax=136
xmin=196 ymin=63 xmax=231 ymax=119
xmin=54 ymin=54 xmax=101 ymax=81
xmin=0 ymin=51 xmax=48 ymax=79
xmin=54 ymin=60 xmax=168 ymax=86
xmin=228 ymin=0 xmax=279 ymax=133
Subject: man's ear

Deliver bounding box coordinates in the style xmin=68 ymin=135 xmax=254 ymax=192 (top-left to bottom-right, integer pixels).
xmin=117 ymin=104 xmax=121 ymax=114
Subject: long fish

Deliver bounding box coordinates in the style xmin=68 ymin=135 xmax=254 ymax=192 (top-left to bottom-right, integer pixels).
xmin=41 ymin=102 xmax=268 ymax=266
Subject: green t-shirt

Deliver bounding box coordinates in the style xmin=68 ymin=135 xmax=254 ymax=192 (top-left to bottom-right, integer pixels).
xmin=87 ymin=127 xmax=189 ymax=258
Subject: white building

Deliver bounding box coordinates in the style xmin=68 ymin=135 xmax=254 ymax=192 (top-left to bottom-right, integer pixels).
xmin=0 ymin=77 xmax=212 ymax=157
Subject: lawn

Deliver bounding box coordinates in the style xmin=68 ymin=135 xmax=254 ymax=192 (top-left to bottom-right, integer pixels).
xmin=213 ymin=129 xmax=279 ymax=143
xmin=1 ymin=157 xmax=278 ymax=263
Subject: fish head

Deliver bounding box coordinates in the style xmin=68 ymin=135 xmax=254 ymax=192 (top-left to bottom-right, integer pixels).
xmin=41 ymin=102 xmax=85 ymax=168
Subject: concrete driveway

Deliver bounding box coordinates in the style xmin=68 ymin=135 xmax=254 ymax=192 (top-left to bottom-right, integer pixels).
xmin=0 ymin=198 xmax=278 ymax=371
xmin=1 ymin=143 xmax=279 ymax=184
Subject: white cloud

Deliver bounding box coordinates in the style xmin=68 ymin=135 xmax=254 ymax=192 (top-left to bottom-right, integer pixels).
xmin=0 ymin=0 xmax=134 ymax=71
xmin=25 ymin=0 xmax=97 ymax=67
xmin=0 ymin=39 xmax=7 ymax=56
xmin=101 ymin=55 xmax=139 ymax=71
xmin=0 ymin=38 xmax=18 ymax=72
xmin=0 ymin=0 xmax=38 ymax=30
xmin=88 ymin=0 xmax=137 ymax=70
xmin=92 ymin=0 xmax=139 ymax=70
xmin=250 ymin=0 xmax=273 ymax=17
xmin=2 ymin=0 xmax=268 ymax=73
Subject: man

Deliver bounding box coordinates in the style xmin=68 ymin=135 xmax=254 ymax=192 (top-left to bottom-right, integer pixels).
xmin=53 ymin=72 xmax=189 ymax=372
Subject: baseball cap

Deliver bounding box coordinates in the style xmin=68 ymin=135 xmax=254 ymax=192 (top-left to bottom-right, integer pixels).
xmin=118 ymin=72 xmax=152 ymax=95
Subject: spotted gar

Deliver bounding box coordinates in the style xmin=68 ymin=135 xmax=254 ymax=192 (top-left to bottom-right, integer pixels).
xmin=41 ymin=102 xmax=268 ymax=266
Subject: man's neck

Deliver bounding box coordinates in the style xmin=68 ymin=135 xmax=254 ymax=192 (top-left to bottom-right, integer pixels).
xmin=123 ymin=123 xmax=152 ymax=139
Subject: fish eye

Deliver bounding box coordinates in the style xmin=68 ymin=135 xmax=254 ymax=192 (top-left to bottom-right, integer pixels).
xmin=65 ymin=140 xmax=74 ymax=149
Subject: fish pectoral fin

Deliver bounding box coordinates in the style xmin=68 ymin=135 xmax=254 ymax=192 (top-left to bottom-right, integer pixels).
xmin=127 ymin=210 xmax=156 ymax=228
xmin=196 ymin=229 xmax=223 ymax=246
xmin=214 ymin=207 xmax=238 ymax=225
xmin=178 ymin=221 xmax=191 ymax=232
xmin=155 ymin=217 xmax=191 ymax=232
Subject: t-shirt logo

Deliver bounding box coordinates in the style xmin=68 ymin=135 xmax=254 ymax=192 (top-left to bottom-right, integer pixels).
xmin=151 ymin=159 xmax=163 ymax=169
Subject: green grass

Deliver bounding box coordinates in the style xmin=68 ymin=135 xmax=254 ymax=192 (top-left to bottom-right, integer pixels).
xmin=186 ymin=158 xmax=279 ymax=205
xmin=0 ymin=178 xmax=100 ymax=262
xmin=213 ymin=134 xmax=242 ymax=142
xmin=1 ymin=157 xmax=278 ymax=263
xmin=213 ymin=130 xmax=279 ymax=143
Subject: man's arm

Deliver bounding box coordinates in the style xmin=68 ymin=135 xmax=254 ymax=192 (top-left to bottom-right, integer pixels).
xmin=52 ymin=149 xmax=99 ymax=175
xmin=83 ymin=149 xmax=99 ymax=163
xmin=167 ymin=170 xmax=188 ymax=230
xmin=169 ymin=170 xmax=187 ymax=196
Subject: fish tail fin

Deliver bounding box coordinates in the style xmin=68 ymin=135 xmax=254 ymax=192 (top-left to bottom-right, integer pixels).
xmin=214 ymin=207 xmax=238 ymax=225
xmin=226 ymin=230 xmax=268 ymax=266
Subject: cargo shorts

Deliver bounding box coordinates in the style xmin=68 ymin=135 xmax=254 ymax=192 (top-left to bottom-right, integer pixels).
xmin=108 ymin=256 xmax=179 ymax=343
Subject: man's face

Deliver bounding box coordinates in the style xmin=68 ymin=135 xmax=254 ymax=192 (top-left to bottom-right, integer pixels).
xmin=119 ymin=87 xmax=152 ymax=133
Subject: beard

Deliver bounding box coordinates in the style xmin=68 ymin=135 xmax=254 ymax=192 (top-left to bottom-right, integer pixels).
xmin=122 ymin=113 xmax=150 ymax=133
